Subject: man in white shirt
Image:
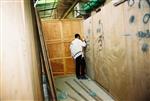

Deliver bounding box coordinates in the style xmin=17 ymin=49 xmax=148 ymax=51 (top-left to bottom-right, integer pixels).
xmin=70 ymin=34 xmax=87 ymax=79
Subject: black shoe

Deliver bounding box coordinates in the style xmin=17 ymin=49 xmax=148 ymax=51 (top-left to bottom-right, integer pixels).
xmin=80 ymin=75 xmax=87 ymax=79
xmin=76 ymin=76 xmax=81 ymax=79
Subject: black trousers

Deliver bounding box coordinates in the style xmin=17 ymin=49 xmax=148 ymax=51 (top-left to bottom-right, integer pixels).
xmin=75 ymin=55 xmax=86 ymax=77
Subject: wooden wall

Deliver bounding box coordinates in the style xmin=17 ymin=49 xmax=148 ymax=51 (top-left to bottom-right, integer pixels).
xmin=83 ymin=17 xmax=95 ymax=79
xmin=42 ymin=19 xmax=83 ymax=76
xmin=83 ymin=1 xmax=150 ymax=101
xmin=0 ymin=0 xmax=43 ymax=100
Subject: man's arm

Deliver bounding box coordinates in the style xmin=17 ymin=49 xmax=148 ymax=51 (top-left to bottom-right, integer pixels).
xmin=79 ymin=39 xmax=86 ymax=47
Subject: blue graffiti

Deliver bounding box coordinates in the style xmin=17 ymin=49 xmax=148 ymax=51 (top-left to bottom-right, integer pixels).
xmin=128 ymin=0 xmax=135 ymax=7
xmin=139 ymin=0 xmax=150 ymax=8
xmin=129 ymin=15 xmax=135 ymax=23
xmin=142 ymin=43 xmax=149 ymax=52
xmin=143 ymin=13 xmax=150 ymax=24
xmin=137 ymin=30 xmax=150 ymax=38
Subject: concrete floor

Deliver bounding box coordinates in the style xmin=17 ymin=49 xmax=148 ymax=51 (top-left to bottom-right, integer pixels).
xmin=54 ymin=75 xmax=115 ymax=101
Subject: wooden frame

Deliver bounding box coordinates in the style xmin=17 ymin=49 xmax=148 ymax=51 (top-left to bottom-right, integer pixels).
xmin=42 ymin=19 xmax=83 ymax=76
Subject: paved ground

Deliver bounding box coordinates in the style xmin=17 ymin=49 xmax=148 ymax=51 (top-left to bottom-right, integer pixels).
xmin=54 ymin=75 xmax=115 ymax=101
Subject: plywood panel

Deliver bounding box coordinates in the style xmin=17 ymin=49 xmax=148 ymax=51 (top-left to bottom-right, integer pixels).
xmin=42 ymin=19 xmax=83 ymax=76
xmin=64 ymin=42 xmax=72 ymax=57
xmin=72 ymin=21 xmax=82 ymax=36
xmin=83 ymin=17 xmax=94 ymax=79
xmin=62 ymin=20 xmax=72 ymax=40
xmin=51 ymin=59 xmax=64 ymax=72
xmin=84 ymin=1 xmax=150 ymax=101
xmin=47 ymin=43 xmax=63 ymax=58
xmin=101 ymin=3 xmax=128 ymax=100
xmin=42 ymin=21 xmax=61 ymax=41
xmin=65 ymin=58 xmax=75 ymax=73
xmin=93 ymin=10 xmax=111 ymax=91
xmin=123 ymin=1 xmax=150 ymax=100
xmin=0 ymin=0 xmax=43 ymax=100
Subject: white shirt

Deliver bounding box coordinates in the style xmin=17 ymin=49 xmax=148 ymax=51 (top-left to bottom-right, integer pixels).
xmin=70 ymin=38 xmax=86 ymax=59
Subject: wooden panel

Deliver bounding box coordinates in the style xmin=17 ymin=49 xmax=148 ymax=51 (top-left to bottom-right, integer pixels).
xmin=42 ymin=19 xmax=83 ymax=76
xmin=71 ymin=21 xmax=82 ymax=36
xmin=0 ymin=0 xmax=43 ymax=100
xmin=64 ymin=42 xmax=72 ymax=57
xmin=42 ymin=21 xmax=61 ymax=41
xmin=92 ymin=9 xmax=111 ymax=91
xmin=47 ymin=43 xmax=63 ymax=58
xmin=51 ymin=59 xmax=64 ymax=72
xmin=122 ymin=1 xmax=150 ymax=101
xmin=62 ymin=20 xmax=72 ymax=40
xmin=84 ymin=1 xmax=150 ymax=101
xmin=65 ymin=58 xmax=75 ymax=73
xmin=83 ymin=17 xmax=95 ymax=79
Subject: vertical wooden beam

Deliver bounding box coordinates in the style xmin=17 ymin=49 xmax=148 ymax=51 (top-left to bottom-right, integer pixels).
xmin=60 ymin=20 xmax=66 ymax=75
xmin=34 ymin=8 xmax=57 ymax=101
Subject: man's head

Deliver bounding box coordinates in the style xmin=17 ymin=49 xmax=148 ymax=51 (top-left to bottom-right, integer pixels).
xmin=75 ymin=34 xmax=80 ymax=39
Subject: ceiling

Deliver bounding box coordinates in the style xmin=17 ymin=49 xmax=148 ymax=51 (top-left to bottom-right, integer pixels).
xmin=35 ymin=0 xmax=58 ymax=18
xmin=35 ymin=0 xmax=107 ymax=19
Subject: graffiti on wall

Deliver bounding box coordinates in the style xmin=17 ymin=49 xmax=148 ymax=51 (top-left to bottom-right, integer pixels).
xmin=129 ymin=15 xmax=135 ymax=23
xmin=137 ymin=30 xmax=150 ymax=39
xmin=142 ymin=43 xmax=149 ymax=52
xmin=143 ymin=13 xmax=150 ymax=24
xmin=128 ymin=0 xmax=150 ymax=53
xmin=85 ymin=35 xmax=90 ymax=52
xmin=139 ymin=0 xmax=150 ymax=8
xmin=137 ymin=30 xmax=150 ymax=52
xmin=95 ymin=20 xmax=104 ymax=52
xmin=128 ymin=0 xmax=135 ymax=7
xmin=85 ymin=21 xmax=92 ymax=53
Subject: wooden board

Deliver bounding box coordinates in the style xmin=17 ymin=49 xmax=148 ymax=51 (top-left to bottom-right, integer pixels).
xmin=83 ymin=17 xmax=95 ymax=79
xmin=47 ymin=43 xmax=63 ymax=58
xmin=42 ymin=19 xmax=83 ymax=76
xmin=42 ymin=21 xmax=61 ymax=41
xmin=83 ymin=1 xmax=150 ymax=101
xmin=54 ymin=75 xmax=114 ymax=101
xmin=0 ymin=0 xmax=43 ymax=100
xmin=51 ymin=59 xmax=64 ymax=72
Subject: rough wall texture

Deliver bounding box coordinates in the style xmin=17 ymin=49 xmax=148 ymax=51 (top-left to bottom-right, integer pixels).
xmin=84 ymin=1 xmax=150 ymax=101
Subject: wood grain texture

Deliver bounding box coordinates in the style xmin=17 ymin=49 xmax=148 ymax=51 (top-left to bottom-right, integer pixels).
xmin=51 ymin=59 xmax=64 ymax=72
xmin=84 ymin=1 xmax=150 ymax=101
xmin=0 ymin=0 xmax=43 ymax=100
xmin=83 ymin=17 xmax=95 ymax=79
xmin=42 ymin=19 xmax=83 ymax=76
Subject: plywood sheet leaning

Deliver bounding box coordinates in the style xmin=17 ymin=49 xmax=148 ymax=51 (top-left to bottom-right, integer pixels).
xmin=1 ymin=0 xmax=43 ymax=100
xmin=83 ymin=17 xmax=95 ymax=79
xmin=98 ymin=2 xmax=128 ymax=100
xmin=42 ymin=20 xmax=64 ymax=76
xmin=84 ymin=0 xmax=150 ymax=101
xmin=122 ymin=1 xmax=150 ymax=100
xmin=42 ymin=19 xmax=83 ymax=76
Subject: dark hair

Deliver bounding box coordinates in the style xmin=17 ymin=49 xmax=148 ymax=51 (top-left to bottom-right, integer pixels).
xmin=75 ymin=34 xmax=80 ymax=38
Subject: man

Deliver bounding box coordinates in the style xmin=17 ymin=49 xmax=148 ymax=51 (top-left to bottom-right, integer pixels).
xmin=70 ymin=34 xmax=87 ymax=79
